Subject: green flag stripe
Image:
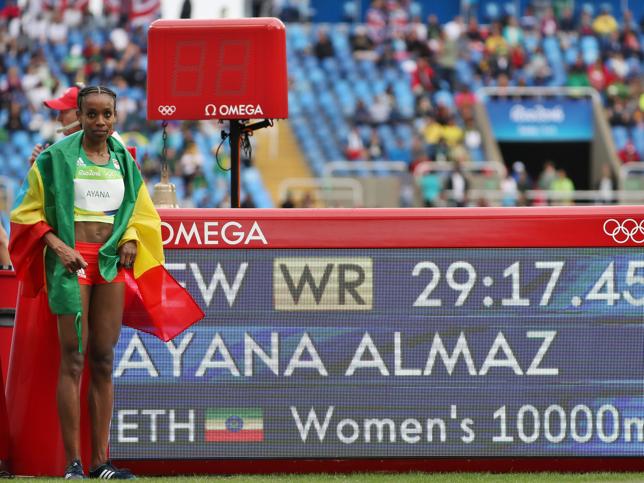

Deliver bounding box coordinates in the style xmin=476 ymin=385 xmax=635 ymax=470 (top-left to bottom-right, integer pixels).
xmin=206 ymin=408 xmax=262 ymax=420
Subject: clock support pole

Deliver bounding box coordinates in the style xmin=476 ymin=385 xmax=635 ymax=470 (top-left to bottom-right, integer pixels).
xmin=228 ymin=119 xmax=273 ymax=208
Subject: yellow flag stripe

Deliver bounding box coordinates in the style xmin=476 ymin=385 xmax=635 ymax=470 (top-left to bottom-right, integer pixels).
xmin=205 ymin=420 xmax=263 ymax=431
xmin=120 ymin=183 xmax=164 ymax=278
xmin=11 ymin=165 xmax=47 ymax=225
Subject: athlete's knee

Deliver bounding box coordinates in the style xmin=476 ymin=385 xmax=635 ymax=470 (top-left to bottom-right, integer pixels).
xmin=89 ymin=350 xmax=115 ymax=380
xmin=59 ymin=348 xmax=85 ymax=380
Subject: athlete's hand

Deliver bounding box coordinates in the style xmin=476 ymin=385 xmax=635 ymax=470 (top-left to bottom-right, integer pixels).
xmin=29 ymin=143 xmax=48 ymax=165
xmin=43 ymin=232 xmax=87 ymax=273
xmin=118 ymin=240 xmax=137 ymax=269
xmin=57 ymin=245 xmax=88 ymax=273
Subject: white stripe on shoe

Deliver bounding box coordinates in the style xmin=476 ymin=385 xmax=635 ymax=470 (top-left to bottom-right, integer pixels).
xmin=100 ymin=469 xmax=115 ymax=479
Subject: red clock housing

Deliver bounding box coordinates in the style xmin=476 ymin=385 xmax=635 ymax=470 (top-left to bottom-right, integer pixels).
xmin=147 ymin=18 xmax=288 ymax=120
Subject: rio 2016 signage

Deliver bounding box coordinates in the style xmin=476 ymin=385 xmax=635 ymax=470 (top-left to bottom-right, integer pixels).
xmin=486 ymin=98 xmax=593 ymax=142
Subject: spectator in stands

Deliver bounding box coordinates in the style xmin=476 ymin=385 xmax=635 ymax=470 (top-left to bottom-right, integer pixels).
xmin=620 ymin=24 xmax=641 ymax=59
xmin=313 ymin=28 xmax=335 ymax=60
xmin=417 ymin=167 xmax=442 ymax=207
xmin=441 ymin=115 xmax=464 ymax=147
xmin=444 ymin=160 xmax=470 ymax=207
xmin=465 ymin=16 xmax=484 ymax=46
xmin=578 ymin=9 xmax=595 ymax=37
xmin=369 ymin=93 xmax=392 ymax=125
xmin=409 ymin=135 xmax=428 ymax=173
xmin=240 ymin=193 xmax=256 ymax=208
xmin=540 ymin=6 xmax=558 ymax=37
xmin=6 ymin=101 xmax=25 ymax=131
xmin=596 ymin=164 xmax=617 ymax=204
xmin=366 ymin=0 xmax=387 ymax=45
xmin=422 ymin=116 xmax=442 ymax=157
xmin=426 ymin=14 xmax=442 ymax=41
xmin=608 ymin=99 xmax=634 ymax=126
xmin=415 ymin=95 xmax=434 ymax=118
xmin=566 ymin=55 xmax=590 ymax=87
xmin=551 ymin=168 xmax=575 ymax=205
xmin=437 ymin=30 xmax=459 ymax=89
xmin=538 ymin=160 xmax=557 ymax=191
xmin=501 ymin=170 xmax=518 ymax=206
xmin=525 ymin=46 xmax=551 ymax=85
xmin=463 ymin=118 xmax=482 ymax=154
xmin=503 ymin=15 xmax=524 ymax=47
xmin=621 ymin=9 xmax=639 ymax=32
xmin=559 ymin=6 xmax=576 ymax=33
xmin=367 ymin=128 xmax=384 ymax=160
xmin=512 ymin=161 xmax=532 ymax=205
xmin=345 ymin=125 xmax=366 ymax=160
xmin=405 ymin=28 xmax=430 ymax=58
xmin=593 ymin=5 xmax=619 ymax=37
xmin=454 ymin=83 xmax=476 ymax=111
xmin=485 ymin=22 xmax=508 ymax=56
xmin=588 ymin=58 xmax=613 ymax=92
xmin=29 ymin=85 xmax=84 ymax=164
xmin=519 ymin=3 xmax=537 ymax=31
xmin=62 ymin=44 xmax=85 ymax=83
xmin=618 ymin=139 xmax=641 ymax=163
xmin=178 ymin=138 xmax=204 ymax=199
xmin=410 ymin=57 xmax=436 ymax=94
xmin=408 ymin=12 xmax=427 ymax=41
xmin=434 ymin=136 xmax=450 ymax=162
xmin=353 ymin=99 xmax=372 ymax=126
xmin=300 ymin=191 xmax=316 ymax=208
xmin=443 ymin=15 xmax=464 ymax=42
xmin=350 ymin=25 xmax=377 ymax=61
xmin=280 ymin=190 xmax=296 ymax=208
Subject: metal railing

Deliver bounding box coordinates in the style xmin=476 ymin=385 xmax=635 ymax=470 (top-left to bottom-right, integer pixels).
xmin=444 ymin=189 xmax=644 ymax=206
xmin=278 ymin=177 xmax=364 ymax=207
xmin=323 ymin=160 xmax=409 ymax=177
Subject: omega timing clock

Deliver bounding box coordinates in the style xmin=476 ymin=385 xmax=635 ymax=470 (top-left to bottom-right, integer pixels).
xmin=147 ymin=18 xmax=288 ymax=120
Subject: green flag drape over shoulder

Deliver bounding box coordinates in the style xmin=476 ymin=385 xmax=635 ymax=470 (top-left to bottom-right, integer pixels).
xmin=10 ymin=131 xmax=204 ymax=341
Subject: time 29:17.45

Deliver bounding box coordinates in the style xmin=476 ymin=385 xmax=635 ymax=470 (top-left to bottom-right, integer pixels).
xmin=411 ymin=261 xmax=644 ymax=307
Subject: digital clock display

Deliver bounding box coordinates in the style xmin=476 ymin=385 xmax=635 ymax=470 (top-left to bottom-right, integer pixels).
xmin=147 ymin=19 xmax=288 ymax=120
xmin=109 ymin=209 xmax=644 ymax=463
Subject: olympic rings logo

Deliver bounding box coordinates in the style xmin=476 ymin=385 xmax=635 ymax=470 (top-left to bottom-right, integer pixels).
xmin=602 ymin=218 xmax=644 ymax=244
xmin=158 ymin=105 xmax=176 ymax=116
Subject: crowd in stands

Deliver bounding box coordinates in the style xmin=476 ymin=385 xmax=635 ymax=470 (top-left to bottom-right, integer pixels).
xmin=288 ymin=0 xmax=644 ymax=207
xmin=0 ymin=1 xmax=271 ymax=222
xmin=1 ymin=1 xmax=644 ymax=212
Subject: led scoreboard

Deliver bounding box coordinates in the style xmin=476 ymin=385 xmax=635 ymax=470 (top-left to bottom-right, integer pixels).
xmin=147 ymin=18 xmax=288 ymax=120
xmin=112 ymin=207 xmax=644 ymax=474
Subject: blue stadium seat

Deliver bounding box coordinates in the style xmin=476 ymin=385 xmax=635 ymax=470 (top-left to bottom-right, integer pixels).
xmin=634 ymin=126 xmax=644 ymax=157
xmin=485 ymin=2 xmax=500 ymax=22
xmin=612 ymin=126 xmax=629 ymax=150
xmin=434 ymin=90 xmax=455 ymax=109
xmin=580 ymin=36 xmax=599 ymax=65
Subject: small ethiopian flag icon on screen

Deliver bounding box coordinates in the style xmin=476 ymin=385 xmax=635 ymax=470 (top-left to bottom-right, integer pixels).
xmin=205 ymin=408 xmax=264 ymax=442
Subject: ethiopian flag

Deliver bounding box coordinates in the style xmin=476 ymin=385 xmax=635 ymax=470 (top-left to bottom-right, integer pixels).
xmin=205 ymin=409 xmax=264 ymax=442
xmin=9 ymin=131 xmax=204 ymax=341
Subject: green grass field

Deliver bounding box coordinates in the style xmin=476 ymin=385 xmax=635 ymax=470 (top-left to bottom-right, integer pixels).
xmin=27 ymin=474 xmax=644 ymax=482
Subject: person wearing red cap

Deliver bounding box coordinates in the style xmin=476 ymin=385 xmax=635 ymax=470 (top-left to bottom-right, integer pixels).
xmin=28 ymin=84 xmax=83 ymax=165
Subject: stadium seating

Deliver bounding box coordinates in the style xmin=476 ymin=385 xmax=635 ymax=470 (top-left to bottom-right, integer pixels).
xmin=281 ymin=5 xmax=644 ymax=207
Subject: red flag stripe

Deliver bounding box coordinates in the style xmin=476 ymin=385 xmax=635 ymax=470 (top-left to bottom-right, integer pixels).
xmin=205 ymin=430 xmax=264 ymax=442
xmin=8 ymin=221 xmax=52 ymax=297
xmin=123 ymin=264 xmax=204 ymax=342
